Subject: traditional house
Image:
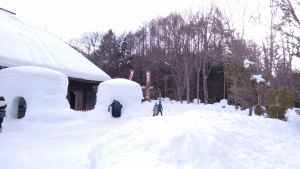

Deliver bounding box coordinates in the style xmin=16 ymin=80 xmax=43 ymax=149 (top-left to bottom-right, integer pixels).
xmin=0 ymin=8 xmax=111 ymax=111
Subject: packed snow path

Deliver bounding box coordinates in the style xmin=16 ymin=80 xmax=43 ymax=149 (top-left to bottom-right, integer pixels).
xmin=0 ymin=102 xmax=300 ymax=169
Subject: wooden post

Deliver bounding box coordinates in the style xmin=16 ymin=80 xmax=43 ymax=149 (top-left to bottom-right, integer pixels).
xmin=0 ymin=8 xmax=16 ymax=15
xmin=128 ymin=70 xmax=135 ymax=80
xmin=164 ymin=76 xmax=168 ymax=98
xmin=145 ymin=71 xmax=151 ymax=100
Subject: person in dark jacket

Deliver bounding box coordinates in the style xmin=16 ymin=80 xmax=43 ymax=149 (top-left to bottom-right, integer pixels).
xmin=157 ymin=100 xmax=163 ymax=116
xmin=108 ymin=100 xmax=123 ymax=118
xmin=153 ymin=103 xmax=159 ymax=116
xmin=0 ymin=96 xmax=7 ymax=133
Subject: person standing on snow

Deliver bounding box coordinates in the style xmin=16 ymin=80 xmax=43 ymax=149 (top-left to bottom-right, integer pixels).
xmin=157 ymin=100 xmax=163 ymax=116
xmin=152 ymin=102 xmax=159 ymax=116
xmin=0 ymin=96 xmax=7 ymax=133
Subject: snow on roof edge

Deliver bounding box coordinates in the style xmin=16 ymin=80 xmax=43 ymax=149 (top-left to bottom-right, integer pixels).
xmin=0 ymin=58 xmax=111 ymax=82
xmin=0 ymin=10 xmax=111 ymax=82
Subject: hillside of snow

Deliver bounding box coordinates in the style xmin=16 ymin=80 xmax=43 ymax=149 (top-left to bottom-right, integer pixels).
xmin=0 ymin=101 xmax=300 ymax=169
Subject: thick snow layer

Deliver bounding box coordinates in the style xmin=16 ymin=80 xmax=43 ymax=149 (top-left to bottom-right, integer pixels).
xmin=96 ymin=78 xmax=143 ymax=116
xmin=0 ymin=66 xmax=71 ymax=121
xmin=0 ymin=101 xmax=300 ymax=169
xmin=244 ymin=59 xmax=255 ymax=68
xmin=0 ymin=10 xmax=110 ymax=81
xmin=251 ymin=74 xmax=266 ymax=84
xmin=293 ymin=56 xmax=300 ymax=71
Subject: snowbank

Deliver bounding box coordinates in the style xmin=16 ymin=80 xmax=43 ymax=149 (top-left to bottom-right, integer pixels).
xmin=96 ymin=78 xmax=143 ymax=116
xmin=244 ymin=59 xmax=255 ymax=68
xmin=1 ymin=100 xmax=300 ymax=169
xmin=251 ymin=74 xmax=266 ymax=84
xmin=0 ymin=66 xmax=71 ymax=121
xmin=0 ymin=10 xmax=110 ymax=81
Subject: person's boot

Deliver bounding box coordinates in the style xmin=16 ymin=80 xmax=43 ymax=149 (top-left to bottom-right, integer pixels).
xmin=0 ymin=127 xmax=2 ymax=133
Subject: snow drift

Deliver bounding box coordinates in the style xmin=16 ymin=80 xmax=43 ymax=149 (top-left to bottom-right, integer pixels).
xmin=0 ymin=66 xmax=71 ymax=120
xmin=96 ymin=78 xmax=143 ymax=116
xmin=1 ymin=101 xmax=299 ymax=169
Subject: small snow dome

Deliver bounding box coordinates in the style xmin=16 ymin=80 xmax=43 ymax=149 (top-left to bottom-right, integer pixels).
xmin=96 ymin=78 xmax=143 ymax=111
xmin=0 ymin=66 xmax=70 ymax=120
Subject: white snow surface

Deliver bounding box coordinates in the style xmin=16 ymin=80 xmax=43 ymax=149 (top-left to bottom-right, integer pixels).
xmin=0 ymin=100 xmax=300 ymax=169
xmin=0 ymin=66 xmax=71 ymax=121
xmin=251 ymin=74 xmax=266 ymax=84
xmin=96 ymin=78 xmax=143 ymax=117
xmin=0 ymin=10 xmax=110 ymax=82
xmin=244 ymin=59 xmax=255 ymax=69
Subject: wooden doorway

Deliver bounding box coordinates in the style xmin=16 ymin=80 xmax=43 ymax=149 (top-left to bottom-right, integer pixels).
xmin=67 ymin=78 xmax=100 ymax=111
xmin=15 ymin=97 xmax=26 ymax=119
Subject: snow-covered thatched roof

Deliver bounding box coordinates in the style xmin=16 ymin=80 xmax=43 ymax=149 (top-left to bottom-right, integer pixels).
xmin=0 ymin=9 xmax=110 ymax=82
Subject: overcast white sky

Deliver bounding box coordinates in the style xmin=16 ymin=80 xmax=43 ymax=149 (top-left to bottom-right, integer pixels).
xmin=1 ymin=0 xmax=299 ymax=69
xmin=0 ymin=0 xmax=270 ymax=40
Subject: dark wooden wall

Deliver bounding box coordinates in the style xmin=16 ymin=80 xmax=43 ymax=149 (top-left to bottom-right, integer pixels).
xmin=67 ymin=78 xmax=100 ymax=111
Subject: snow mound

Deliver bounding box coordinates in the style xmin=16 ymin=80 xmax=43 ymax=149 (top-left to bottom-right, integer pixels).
xmin=0 ymin=10 xmax=110 ymax=81
xmin=244 ymin=59 xmax=255 ymax=68
xmin=217 ymin=99 xmax=228 ymax=108
xmin=219 ymin=99 xmax=228 ymax=105
xmin=0 ymin=66 xmax=71 ymax=121
xmin=96 ymin=78 xmax=143 ymax=115
xmin=251 ymin=74 xmax=266 ymax=84
xmin=90 ymin=110 xmax=300 ymax=169
xmin=1 ymin=101 xmax=300 ymax=169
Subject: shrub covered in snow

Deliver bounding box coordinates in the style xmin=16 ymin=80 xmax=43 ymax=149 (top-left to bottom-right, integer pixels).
xmin=219 ymin=99 xmax=228 ymax=105
xmin=96 ymin=78 xmax=143 ymax=114
xmin=243 ymin=59 xmax=255 ymax=69
xmin=251 ymin=74 xmax=266 ymax=84
xmin=0 ymin=66 xmax=70 ymax=120
xmin=254 ymin=105 xmax=265 ymax=116
xmin=266 ymin=88 xmax=296 ymax=120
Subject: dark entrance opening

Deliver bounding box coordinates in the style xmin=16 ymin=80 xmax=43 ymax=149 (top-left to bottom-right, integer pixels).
xmin=69 ymin=91 xmax=76 ymax=109
xmin=17 ymin=97 xmax=26 ymax=119
xmin=67 ymin=78 xmax=100 ymax=111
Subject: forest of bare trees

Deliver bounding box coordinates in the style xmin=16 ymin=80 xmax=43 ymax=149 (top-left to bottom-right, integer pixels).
xmin=70 ymin=2 xmax=300 ymax=120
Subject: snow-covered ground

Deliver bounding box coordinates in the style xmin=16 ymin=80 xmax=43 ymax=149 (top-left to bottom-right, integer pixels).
xmin=0 ymin=101 xmax=300 ymax=169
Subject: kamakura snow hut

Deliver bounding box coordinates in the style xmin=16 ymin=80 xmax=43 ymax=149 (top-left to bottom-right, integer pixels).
xmin=0 ymin=8 xmax=111 ymax=111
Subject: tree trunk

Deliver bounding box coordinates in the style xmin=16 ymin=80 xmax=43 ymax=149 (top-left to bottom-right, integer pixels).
xmin=184 ymin=62 xmax=191 ymax=103
xmin=177 ymin=86 xmax=184 ymax=103
xmin=164 ymin=77 xmax=168 ymax=98
xmin=196 ymin=69 xmax=201 ymax=104
xmin=203 ymin=75 xmax=209 ymax=104
xmin=202 ymin=27 xmax=209 ymax=104
xmin=249 ymin=106 xmax=253 ymax=116
xmin=202 ymin=57 xmax=209 ymax=104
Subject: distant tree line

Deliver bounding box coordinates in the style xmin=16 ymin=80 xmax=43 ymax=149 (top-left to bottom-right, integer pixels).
xmin=70 ymin=5 xmax=300 ymax=120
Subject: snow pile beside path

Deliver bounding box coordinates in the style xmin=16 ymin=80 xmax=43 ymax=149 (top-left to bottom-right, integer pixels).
xmin=0 ymin=101 xmax=300 ymax=169
xmin=95 ymin=78 xmax=143 ymax=117
xmin=91 ymin=110 xmax=300 ymax=169
xmin=0 ymin=66 xmax=71 ymax=121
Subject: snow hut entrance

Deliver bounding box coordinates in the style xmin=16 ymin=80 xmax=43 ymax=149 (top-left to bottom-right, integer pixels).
xmin=13 ymin=97 xmax=26 ymax=119
xmin=17 ymin=97 xmax=26 ymax=118
xmin=67 ymin=78 xmax=99 ymax=111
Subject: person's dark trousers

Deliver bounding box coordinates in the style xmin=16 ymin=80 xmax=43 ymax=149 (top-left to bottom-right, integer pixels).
xmin=0 ymin=118 xmax=3 ymax=129
xmin=158 ymin=111 xmax=163 ymax=116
